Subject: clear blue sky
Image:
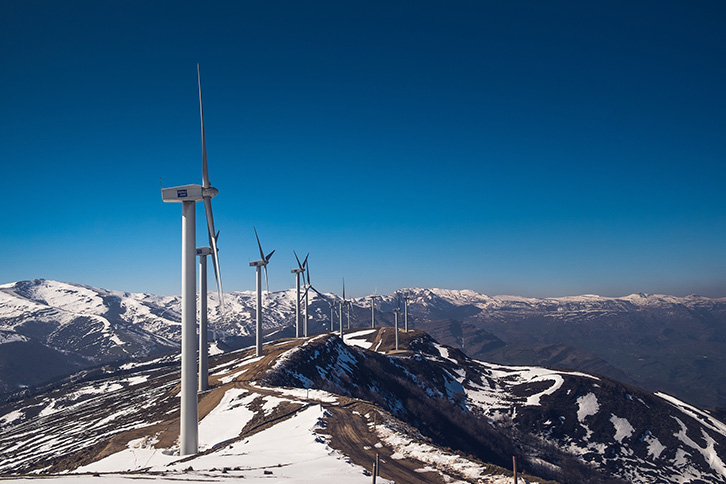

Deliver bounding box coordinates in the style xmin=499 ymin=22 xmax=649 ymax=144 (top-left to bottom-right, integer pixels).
xmin=2 ymin=1 xmax=725 ymax=298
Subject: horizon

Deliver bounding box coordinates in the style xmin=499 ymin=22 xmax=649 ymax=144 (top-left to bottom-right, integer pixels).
xmin=2 ymin=277 xmax=723 ymax=301
xmin=2 ymin=1 xmax=725 ymax=299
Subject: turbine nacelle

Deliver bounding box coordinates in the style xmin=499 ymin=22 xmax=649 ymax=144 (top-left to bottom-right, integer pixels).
xmin=196 ymin=247 xmax=212 ymax=257
xmin=161 ymin=184 xmax=218 ymax=203
xmin=249 ymin=259 xmax=268 ymax=268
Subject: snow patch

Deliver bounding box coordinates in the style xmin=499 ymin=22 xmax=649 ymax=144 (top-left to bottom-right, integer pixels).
xmin=576 ymin=393 xmax=599 ymax=422
xmin=610 ymin=414 xmax=634 ymax=442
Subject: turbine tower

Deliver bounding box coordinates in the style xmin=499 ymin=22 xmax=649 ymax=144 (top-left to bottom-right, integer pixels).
xmin=338 ymin=279 xmax=346 ymax=338
xmin=368 ymin=294 xmax=379 ymax=328
xmin=302 ymin=264 xmax=310 ymax=337
xmin=249 ymin=227 xmax=274 ymax=357
xmin=403 ymin=293 xmax=411 ymax=332
xmin=393 ymin=307 xmax=401 ymax=350
xmin=300 ymin=259 xmax=325 ymax=335
xmin=329 ymin=302 xmax=335 ymax=332
xmin=346 ymin=299 xmax=353 ymax=329
xmin=160 ymin=64 xmax=222 ymax=456
xmin=291 ymin=251 xmax=308 ymax=338
xmin=196 ymin=246 xmax=211 ymax=392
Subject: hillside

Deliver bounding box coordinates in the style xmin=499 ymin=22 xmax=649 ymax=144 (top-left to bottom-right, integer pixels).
xmin=1 ymin=328 xmax=726 ymax=483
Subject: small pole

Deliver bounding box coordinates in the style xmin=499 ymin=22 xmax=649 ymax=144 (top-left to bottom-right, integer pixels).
xmin=513 ymin=455 xmax=517 ymax=484
xmin=371 ymin=461 xmax=377 ymax=484
xmin=376 ymin=452 xmax=380 ymax=476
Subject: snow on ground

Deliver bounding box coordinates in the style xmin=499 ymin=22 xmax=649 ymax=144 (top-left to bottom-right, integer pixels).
xmin=0 ymin=331 xmax=28 ymax=344
xmin=433 ymin=343 xmax=457 ymax=364
xmin=610 ymin=414 xmax=634 ymax=442
xmin=656 ymin=392 xmax=726 ymax=437
xmin=77 ymin=406 xmax=390 ymax=483
xmin=644 ymin=433 xmax=666 ymax=459
xmin=253 ymin=384 xmax=340 ymax=404
xmin=672 ymin=416 xmax=726 ymax=479
xmin=208 ymin=341 xmax=225 ymax=355
xmin=28 ymin=280 xmax=106 ymax=315
xmin=487 ymin=363 xmax=599 ymax=406
xmin=0 ymin=287 xmax=54 ymax=319
xmin=212 ymin=355 xmax=263 ymax=379
xmin=0 ymin=409 xmax=23 ymax=427
xmin=343 ymin=329 xmax=376 ymax=349
xmin=577 ymin=393 xmax=599 ymax=422
xmin=374 ymin=422 xmax=514 ymax=483
xmin=198 ymin=388 xmax=255 ymax=450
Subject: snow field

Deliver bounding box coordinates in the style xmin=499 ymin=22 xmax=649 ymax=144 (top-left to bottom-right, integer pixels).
xmin=78 ymin=405 xmax=388 ymax=483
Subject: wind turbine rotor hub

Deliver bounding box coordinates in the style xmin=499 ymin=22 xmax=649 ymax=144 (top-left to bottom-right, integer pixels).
xmin=202 ymin=186 xmax=219 ymax=198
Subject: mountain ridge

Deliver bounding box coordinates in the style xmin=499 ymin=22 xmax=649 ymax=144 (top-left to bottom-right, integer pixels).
xmin=2 ymin=278 xmax=726 ymax=408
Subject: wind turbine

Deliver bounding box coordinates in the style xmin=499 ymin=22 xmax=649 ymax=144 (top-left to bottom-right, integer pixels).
xmin=300 ymin=259 xmax=325 ymax=336
xmin=403 ymin=293 xmax=411 ymax=332
xmin=302 ymin=262 xmax=310 ymax=337
xmin=338 ymin=279 xmax=346 ymax=338
xmin=329 ymin=301 xmax=335 ymax=332
xmin=346 ymin=298 xmax=353 ymax=329
xmin=368 ymin=293 xmax=379 ymax=328
xmin=393 ymin=306 xmax=401 ymax=351
xmin=249 ymin=227 xmax=274 ymax=357
xmin=291 ymin=252 xmax=308 ymax=338
xmin=160 ymin=64 xmax=222 ymax=456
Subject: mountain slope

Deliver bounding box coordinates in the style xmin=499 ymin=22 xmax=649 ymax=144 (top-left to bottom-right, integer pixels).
xmin=0 ymin=331 xmax=530 ymax=484
xmin=3 ymin=328 xmax=725 ymax=483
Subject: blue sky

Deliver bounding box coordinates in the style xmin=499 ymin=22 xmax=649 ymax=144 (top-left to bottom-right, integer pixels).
xmin=2 ymin=1 xmax=725 ymax=298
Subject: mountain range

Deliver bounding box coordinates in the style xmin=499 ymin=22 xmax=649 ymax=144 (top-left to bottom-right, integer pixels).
xmin=2 ymin=279 xmax=726 ymax=411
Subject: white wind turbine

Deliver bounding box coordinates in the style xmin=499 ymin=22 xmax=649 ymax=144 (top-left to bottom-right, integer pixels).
xmin=160 ymin=64 xmax=222 ymax=456
xmin=291 ymin=251 xmax=308 ymax=338
xmin=338 ymin=279 xmax=346 ymax=338
xmin=368 ymin=293 xmax=379 ymax=328
xmin=394 ymin=306 xmax=401 ymax=350
xmin=346 ymin=298 xmax=353 ymax=329
xmin=250 ymin=227 xmax=274 ymax=357
xmin=328 ymin=301 xmax=336 ymax=332
xmin=403 ymin=293 xmax=411 ymax=332
xmin=300 ymin=258 xmax=324 ymax=336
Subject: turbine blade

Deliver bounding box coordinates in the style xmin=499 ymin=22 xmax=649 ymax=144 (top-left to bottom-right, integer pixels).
xmin=310 ymin=285 xmax=325 ymax=300
xmin=294 ymin=250 xmax=303 ymax=270
xmin=342 ymin=278 xmax=346 ymax=301
xmin=254 ymin=227 xmax=265 ymax=261
xmin=300 ymin=285 xmax=310 ymax=302
xmin=302 ymin=253 xmax=309 ymax=268
xmin=264 ymin=264 xmax=270 ymax=293
xmin=265 ymin=249 xmax=275 ymax=262
xmin=203 ymin=197 xmax=224 ymax=310
xmin=198 ymin=64 xmax=210 ymax=189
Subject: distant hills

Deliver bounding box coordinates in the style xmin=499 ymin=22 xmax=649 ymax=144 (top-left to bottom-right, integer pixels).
xmin=1 ymin=279 xmax=726 ymax=409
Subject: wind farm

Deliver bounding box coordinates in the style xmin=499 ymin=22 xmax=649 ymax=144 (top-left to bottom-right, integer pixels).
xmin=2 ymin=2 xmax=726 ymax=484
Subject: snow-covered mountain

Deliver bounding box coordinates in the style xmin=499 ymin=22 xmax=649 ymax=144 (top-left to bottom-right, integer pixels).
xmin=2 ymin=279 xmax=726 ymax=409
xmin=1 ymin=328 xmax=725 ymax=483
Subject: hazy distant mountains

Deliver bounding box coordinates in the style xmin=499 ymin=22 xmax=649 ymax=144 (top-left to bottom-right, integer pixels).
xmin=1 ymin=279 xmax=725 ymax=409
